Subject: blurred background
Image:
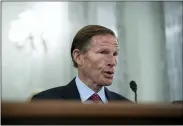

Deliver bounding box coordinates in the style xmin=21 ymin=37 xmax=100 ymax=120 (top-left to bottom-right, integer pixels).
xmin=2 ymin=1 xmax=182 ymax=102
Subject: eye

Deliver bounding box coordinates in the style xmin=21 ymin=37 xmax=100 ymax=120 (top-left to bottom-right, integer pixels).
xmin=113 ymin=52 xmax=118 ymax=56
xmin=100 ymin=51 xmax=109 ymax=54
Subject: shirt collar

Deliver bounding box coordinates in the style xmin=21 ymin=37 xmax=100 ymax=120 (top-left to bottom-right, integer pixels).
xmin=75 ymin=75 xmax=107 ymax=103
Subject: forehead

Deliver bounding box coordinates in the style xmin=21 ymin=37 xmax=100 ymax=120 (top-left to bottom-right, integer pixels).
xmin=90 ymin=34 xmax=119 ymax=47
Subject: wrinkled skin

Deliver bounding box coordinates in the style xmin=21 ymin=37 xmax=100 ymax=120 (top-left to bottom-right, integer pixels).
xmin=73 ymin=34 xmax=119 ymax=92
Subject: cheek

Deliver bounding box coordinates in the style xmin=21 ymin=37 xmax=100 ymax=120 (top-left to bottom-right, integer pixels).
xmin=82 ymin=58 xmax=94 ymax=72
xmin=83 ymin=54 xmax=107 ymax=73
xmin=85 ymin=59 xmax=98 ymax=70
xmin=88 ymin=57 xmax=106 ymax=70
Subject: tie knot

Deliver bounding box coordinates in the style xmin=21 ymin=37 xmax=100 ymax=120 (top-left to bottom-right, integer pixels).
xmin=90 ymin=93 xmax=101 ymax=103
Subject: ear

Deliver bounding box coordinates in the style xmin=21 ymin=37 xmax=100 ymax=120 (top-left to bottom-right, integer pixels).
xmin=72 ymin=49 xmax=84 ymax=66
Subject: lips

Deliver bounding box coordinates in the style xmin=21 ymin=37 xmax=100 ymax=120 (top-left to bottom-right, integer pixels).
xmin=103 ymin=71 xmax=114 ymax=78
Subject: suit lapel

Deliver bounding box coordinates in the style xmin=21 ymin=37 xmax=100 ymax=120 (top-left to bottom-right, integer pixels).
xmin=62 ymin=78 xmax=117 ymax=102
xmin=104 ymin=87 xmax=116 ymax=101
xmin=62 ymin=78 xmax=81 ymax=101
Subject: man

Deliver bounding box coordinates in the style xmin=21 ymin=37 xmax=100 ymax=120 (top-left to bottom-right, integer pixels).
xmin=32 ymin=25 xmax=131 ymax=103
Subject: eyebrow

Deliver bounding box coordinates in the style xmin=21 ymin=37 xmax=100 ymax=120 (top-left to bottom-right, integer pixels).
xmin=97 ymin=42 xmax=119 ymax=46
xmin=96 ymin=47 xmax=119 ymax=53
xmin=115 ymin=45 xmax=119 ymax=48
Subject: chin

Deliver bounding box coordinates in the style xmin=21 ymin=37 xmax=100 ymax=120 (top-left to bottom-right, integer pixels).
xmin=103 ymin=83 xmax=112 ymax=86
xmin=99 ymin=79 xmax=113 ymax=86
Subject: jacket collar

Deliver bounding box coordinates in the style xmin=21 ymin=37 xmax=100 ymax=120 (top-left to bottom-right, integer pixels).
xmin=63 ymin=77 xmax=115 ymax=101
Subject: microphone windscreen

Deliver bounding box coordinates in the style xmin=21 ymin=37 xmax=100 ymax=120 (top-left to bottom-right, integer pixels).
xmin=130 ymin=81 xmax=137 ymax=92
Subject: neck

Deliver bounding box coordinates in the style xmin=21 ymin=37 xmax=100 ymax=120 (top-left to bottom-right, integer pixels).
xmin=78 ymin=71 xmax=102 ymax=93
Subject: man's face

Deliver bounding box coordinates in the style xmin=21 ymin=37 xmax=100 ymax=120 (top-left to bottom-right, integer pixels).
xmin=80 ymin=34 xmax=119 ymax=86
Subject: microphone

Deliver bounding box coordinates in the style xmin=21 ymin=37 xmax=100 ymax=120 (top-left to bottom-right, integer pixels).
xmin=130 ymin=80 xmax=137 ymax=103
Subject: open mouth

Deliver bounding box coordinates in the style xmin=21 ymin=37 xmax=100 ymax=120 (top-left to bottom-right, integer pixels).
xmin=104 ymin=71 xmax=114 ymax=78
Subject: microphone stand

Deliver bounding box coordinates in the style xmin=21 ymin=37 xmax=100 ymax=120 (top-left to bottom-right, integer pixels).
xmin=135 ymin=90 xmax=137 ymax=103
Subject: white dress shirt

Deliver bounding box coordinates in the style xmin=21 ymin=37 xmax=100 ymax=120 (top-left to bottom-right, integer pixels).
xmin=75 ymin=75 xmax=108 ymax=103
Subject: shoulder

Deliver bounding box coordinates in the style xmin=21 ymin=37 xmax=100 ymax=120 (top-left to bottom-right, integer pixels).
xmin=31 ymin=85 xmax=67 ymax=100
xmin=106 ymin=88 xmax=133 ymax=103
xmin=111 ymin=91 xmax=129 ymax=100
xmin=31 ymin=78 xmax=76 ymax=100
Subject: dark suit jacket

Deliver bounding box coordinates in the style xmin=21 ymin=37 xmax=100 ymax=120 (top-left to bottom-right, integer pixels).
xmin=31 ymin=78 xmax=131 ymax=102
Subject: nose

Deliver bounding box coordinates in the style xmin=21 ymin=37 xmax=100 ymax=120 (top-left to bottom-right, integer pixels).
xmin=107 ymin=56 xmax=117 ymax=67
